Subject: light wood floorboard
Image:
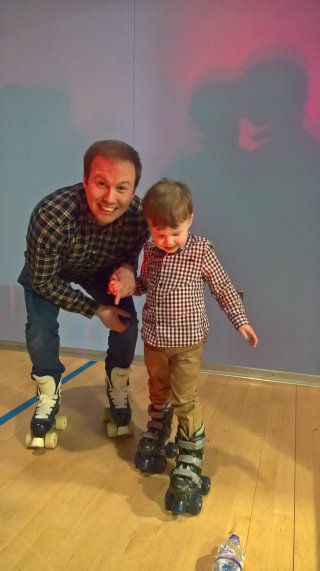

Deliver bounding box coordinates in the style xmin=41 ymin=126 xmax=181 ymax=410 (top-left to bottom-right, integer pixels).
xmin=0 ymin=349 xmax=319 ymax=570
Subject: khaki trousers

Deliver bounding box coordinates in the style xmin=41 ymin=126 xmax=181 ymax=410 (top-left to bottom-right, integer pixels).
xmin=144 ymin=342 xmax=204 ymax=437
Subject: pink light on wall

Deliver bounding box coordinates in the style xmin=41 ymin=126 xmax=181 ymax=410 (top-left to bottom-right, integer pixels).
xmin=147 ymin=1 xmax=320 ymax=128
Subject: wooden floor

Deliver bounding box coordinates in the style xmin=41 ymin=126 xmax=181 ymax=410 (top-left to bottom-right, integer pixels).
xmin=0 ymin=349 xmax=319 ymax=571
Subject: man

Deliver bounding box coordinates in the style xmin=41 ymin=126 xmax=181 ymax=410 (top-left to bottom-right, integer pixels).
xmin=18 ymin=140 xmax=149 ymax=448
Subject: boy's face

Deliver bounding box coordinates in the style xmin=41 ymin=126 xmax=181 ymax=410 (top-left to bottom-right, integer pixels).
xmin=148 ymin=216 xmax=193 ymax=254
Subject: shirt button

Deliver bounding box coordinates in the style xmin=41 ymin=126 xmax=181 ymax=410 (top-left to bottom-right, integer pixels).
xmin=92 ymin=251 xmax=96 ymax=255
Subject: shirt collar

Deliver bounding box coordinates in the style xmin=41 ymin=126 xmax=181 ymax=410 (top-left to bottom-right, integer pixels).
xmin=152 ymin=233 xmax=193 ymax=256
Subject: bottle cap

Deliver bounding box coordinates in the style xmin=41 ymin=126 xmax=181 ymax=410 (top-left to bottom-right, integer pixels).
xmin=229 ymin=534 xmax=240 ymax=542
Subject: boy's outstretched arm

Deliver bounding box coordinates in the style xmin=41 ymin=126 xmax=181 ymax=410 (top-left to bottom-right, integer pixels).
xmin=238 ymin=324 xmax=258 ymax=348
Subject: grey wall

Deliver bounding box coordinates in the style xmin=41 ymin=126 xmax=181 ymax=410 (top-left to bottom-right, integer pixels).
xmin=1 ymin=0 xmax=319 ymax=375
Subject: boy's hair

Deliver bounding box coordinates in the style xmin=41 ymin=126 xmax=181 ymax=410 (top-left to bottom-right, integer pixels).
xmin=142 ymin=178 xmax=193 ymax=228
xmin=83 ymin=140 xmax=142 ymax=189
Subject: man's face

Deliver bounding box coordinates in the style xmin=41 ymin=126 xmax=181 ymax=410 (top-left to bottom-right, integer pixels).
xmin=83 ymin=155 xmax=136 ymax=226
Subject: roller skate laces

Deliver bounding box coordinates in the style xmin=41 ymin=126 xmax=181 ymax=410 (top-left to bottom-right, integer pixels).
xmin=105 ymin=367 xmax=134 ymax=437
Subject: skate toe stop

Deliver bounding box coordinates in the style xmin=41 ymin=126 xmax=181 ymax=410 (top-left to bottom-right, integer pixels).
xmin=26 ymin=436 xmax=45 ymax=449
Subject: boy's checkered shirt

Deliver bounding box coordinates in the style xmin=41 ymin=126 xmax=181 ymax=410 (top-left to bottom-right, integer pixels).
xmin=136 ymin=234 xmax=249 ymax=347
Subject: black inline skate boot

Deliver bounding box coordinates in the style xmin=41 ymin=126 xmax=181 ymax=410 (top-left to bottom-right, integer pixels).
xmin=26 ymin=375 xmax=67 ymax=449
xmin=165 ymin=424 xmax=211 ymax=515
xmin=105 ymin=366 xmax=134 ymax=437
xmin=134 ymin=403 xmax=173 ymax=473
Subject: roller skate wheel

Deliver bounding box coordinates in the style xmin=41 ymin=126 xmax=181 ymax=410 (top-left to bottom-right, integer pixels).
xmin=26 ymin=432 xmax=45 ymax=449
xmin=104 ymin=407 xmax=111 ymax=422
xmin=136 ymin=453 xmax=167 ymax=473
xmin=171 ymin=498 xmax=187 ymax=515
xmin=106 ymin=422 xmax=118 ymax=438
xmin=153 ymin=454 xmax=167 ymax=473
xmin=187 ymin=493 xmax=202 ymax=515
xmin=165 ymin=489 xmax=174 ymax=510
xmin=134 ymin=450 xmax=143 ymax=469
xmin=55 ymin=415 xmax=67 ymax=430
xmin=127 ymin=419 xmax=135 ymax=435
xmin=106 ymin=419 xmax=135 ymax=438
xmin=165 ymin=490 xmax=187 ymax=515
xmin=165 ymin=441 xmax=178 ymax=458
xmin=25 ymin=431 xmax=34 ymax=448
xmin=201 ymin=475 xmax=211 ymax=495
xmin=135 ymin=452 xmax=152 ymax=472
xmin=44 ymin=431 xmax=58 ymax=449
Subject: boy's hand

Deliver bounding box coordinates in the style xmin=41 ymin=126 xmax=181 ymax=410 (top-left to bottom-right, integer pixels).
xmin=238 ymin=324 xmax=258 ymax=348
xmin=108 ymin=275 xmax=124 ymax=306
xmin=108 ymin=264 xmax=137 ymax=305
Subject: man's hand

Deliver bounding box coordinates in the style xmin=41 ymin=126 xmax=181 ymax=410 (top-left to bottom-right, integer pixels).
xmin=95 ymin=305 xmax=131 ymax=332
xmin=238 ymin=324 xmax=258 ymax=348
xmin=108 ymin=264 xmax=137 ymax=305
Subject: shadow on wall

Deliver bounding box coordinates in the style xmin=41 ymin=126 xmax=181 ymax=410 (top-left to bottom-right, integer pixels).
xmin=167 ymin=47 xmax=320 ymax=375
xmin=0 ymin=285 xmax=26 ymax=342
xmin=0 ymin=84 xmax=85 ymax=341
xmin=0 ymin=83 xmax=84 ymax=205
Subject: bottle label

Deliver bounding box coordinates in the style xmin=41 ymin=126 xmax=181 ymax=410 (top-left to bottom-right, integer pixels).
xmin=216 ymin=555 xmax=242 ymax=570
xmin=219 ymin=546 xmax=236 ymax=557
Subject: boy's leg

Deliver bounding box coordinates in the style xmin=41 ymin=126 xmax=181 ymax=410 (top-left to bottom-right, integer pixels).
xmin=165 ymin=343 xmax=211 ymax=515
xmin=169 ymin=342 xmax=203 ymax=437
xmin=144 ymin=343 xmax=171 ymax=406
xmin=134 ymin=344 xmax=173 ymax=473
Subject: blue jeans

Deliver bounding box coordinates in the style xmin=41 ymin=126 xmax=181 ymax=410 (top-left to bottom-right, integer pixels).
xmin=18 ymin=264 xmax=138 ymax=382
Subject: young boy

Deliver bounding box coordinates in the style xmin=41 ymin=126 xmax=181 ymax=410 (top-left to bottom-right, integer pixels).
xmin=109 ymin=178 xmax=258 ymax=515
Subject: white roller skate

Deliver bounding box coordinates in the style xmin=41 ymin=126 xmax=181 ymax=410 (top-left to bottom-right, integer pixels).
xmin=26 ymin=375 xmax=67 ymax=449
xmin=104 ymin=367 xmax=134 ymax=437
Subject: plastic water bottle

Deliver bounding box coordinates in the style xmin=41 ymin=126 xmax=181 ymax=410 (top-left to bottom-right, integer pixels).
xmin=213 ymin=534 xmax=244 ymax=570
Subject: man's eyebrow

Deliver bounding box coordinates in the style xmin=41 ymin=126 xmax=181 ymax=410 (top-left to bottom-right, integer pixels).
xmin=93 ymin=174 xmax=131 ymax=185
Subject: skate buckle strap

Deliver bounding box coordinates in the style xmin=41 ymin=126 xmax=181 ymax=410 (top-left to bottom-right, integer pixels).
xmin=177 ymin=437 xmax=205 ymax=450
xmin=148 ymin=406 xmax=169 ymax=419
xmin=172 ymin=466 xmax=202 ymax=488
xmin=35 ymin=394 xmax=58 ymax=418
xmin=147 ymin=419 xmax=163 ymax=430
xmin=178 ymin=454 xmax=202 ymax=468
xmin=140 ymin=430 xmax=159 ymax=442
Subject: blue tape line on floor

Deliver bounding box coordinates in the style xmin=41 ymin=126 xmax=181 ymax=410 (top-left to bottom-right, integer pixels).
xmin=0 ymin=360 xmax=96 ymax=426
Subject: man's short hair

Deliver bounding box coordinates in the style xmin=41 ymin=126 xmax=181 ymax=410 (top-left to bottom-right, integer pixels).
xmin=83 ymin=140 xmax=142 ymax=189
